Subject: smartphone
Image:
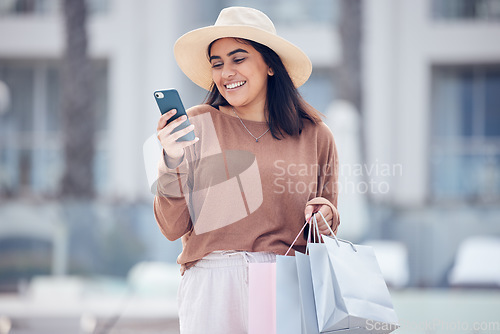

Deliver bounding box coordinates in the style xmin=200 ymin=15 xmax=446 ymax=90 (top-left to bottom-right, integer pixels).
xmin=154 ymin=89 xmax=195 ymax=142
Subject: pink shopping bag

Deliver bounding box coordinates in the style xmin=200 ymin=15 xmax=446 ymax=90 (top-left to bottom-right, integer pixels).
xmin=248 ymin=262 xmax=276 ymax=334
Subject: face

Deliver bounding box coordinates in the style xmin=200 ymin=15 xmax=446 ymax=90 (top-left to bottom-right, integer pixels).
xmin=209 ymin=38 xmax=273 ymax=111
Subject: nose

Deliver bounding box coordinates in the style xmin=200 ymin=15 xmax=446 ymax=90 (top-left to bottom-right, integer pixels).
xmin=221 ymin=65 xmax=236 ymax=79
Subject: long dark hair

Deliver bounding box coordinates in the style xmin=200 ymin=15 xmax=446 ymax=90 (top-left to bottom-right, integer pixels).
xmin=205 ymin=38 xmax=323 ymax=140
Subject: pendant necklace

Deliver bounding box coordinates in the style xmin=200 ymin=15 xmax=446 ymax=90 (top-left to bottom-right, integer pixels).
xmin=231 ymin=107 xmax=270 ymax=143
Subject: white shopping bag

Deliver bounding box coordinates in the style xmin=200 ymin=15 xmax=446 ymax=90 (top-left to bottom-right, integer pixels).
xmin=313 ymin=213 xmax=399 ymax=333
xmin=308 ymin=229 xmax=339 ymax=331
xmin=296 ymin=251 xmax=320 ymax=334
xmin=278 ymin=218 xmax=322 ymax=334
xmin=276 ymin=255 xmax=302 ymax=334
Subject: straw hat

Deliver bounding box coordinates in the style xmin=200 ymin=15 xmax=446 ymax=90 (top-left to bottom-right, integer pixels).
xmin=174 ymin=6 xmax=312 ymax=91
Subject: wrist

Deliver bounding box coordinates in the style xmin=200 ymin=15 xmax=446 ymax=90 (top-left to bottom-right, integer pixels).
xmin=164 ymin=150 xmax=185 ymax=169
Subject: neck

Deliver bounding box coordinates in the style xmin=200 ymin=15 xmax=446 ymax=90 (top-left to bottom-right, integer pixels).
xmin=232 ymin=106 xmax=267 ymax=122
xmin=227 ymin=96 xmax=268 ymax=122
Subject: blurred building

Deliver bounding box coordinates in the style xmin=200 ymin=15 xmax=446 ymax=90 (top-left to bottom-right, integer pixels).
xmin=364 ymin=0 xmax=500 ymax=287
xmin=0 ymin=0 xmax=499 ymax=291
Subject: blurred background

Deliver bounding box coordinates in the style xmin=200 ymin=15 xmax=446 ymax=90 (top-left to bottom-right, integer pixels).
xmin=0 ymin=0 xmax=499 ymax=333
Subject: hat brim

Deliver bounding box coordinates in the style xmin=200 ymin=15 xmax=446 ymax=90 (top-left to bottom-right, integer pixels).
xmin=174 ymin=25 xmax=312 ymax=91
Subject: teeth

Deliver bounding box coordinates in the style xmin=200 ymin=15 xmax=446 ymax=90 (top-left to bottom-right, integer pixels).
xmin=226 ymin=81 xmax=246 ymax=89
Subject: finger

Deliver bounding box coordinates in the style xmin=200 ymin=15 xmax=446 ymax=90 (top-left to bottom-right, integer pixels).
xmin=158 ymin=112 xmax=185 ymax=137
xmin=172 ymin=124 xmax=195 ymax=141
xmin=319 ymin=227 xmax=333 ymax=235
xmin=157 ymin=109 xmax=177 ymax=131
xmin=332 ymin=224 xmax=338 ymax=235
xmin=304 ymin=205 xmax=317 ymax=222
xmin=320 ymin=204 xmax=333 ymax=217
xmin=316 ymin=216 xmax=332 ymax=233
xmin=325 ymin=207 xmax=339 ymax=233
xmin=317 ymin=223 xmax=329 ymax=234
xmin=164 ymin=115 xmax=188 ymax=134
xmin=159 ymin=117 xmax=186 ymax=140
xmin=315 ymin=205 xmax=333 ymax=223
xmin=317 ymin=218 xmax=333 ymax=235
xmin=178 ymin=136 xmax=200 ymax=148
xmin=160 ymin=123 xmax=199 ymax=148
xmin=314 ymin=207 xmax=334 ymax=233
xmin=310 ymin=206 xmax=329 ymax=224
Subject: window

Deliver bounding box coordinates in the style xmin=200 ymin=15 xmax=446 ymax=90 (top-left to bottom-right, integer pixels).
xmin=430 ymin=65 xmax=500 ymax=203
xmin=221 ymin=0 xmax=339 ymax=25
xmin=0 ymin=0 xmax=109 ymax=16
xmin=0 ymin=237 xmax=52 ymax=293
xmin=0 ymin=60 xmax=109 ymax=198
xmin=431 ymin=0 xmax=500 ymax=20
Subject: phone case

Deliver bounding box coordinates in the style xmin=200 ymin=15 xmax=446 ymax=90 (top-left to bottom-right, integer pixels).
xmin=154 ymin=89 xmax=195 ymax=142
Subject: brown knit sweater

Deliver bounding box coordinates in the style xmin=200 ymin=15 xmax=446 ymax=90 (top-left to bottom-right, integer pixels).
xmin=154 ymin=104 xmax=340 ymax=272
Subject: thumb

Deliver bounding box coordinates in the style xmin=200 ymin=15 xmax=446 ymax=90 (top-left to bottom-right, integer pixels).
xmin=304 ymin=205 xmax=315 ymax=222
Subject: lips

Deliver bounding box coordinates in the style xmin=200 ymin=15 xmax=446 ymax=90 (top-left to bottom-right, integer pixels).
xmin=225 ymin=81 xmax=246 ymax=89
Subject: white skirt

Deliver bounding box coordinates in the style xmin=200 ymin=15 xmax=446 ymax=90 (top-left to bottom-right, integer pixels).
xmin=177 ymin=250 xmax=276 ymax=334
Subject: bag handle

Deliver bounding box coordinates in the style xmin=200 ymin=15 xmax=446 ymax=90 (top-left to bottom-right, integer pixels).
xmin=306 ymin=213 xmax=313 ymax=255
xmin=316 ymin=211 xmax=358 ymax=252
xmin=306 ymin=212 xmax=322 ymax=254
xmin=285 ymin=216 xmax=312 ymax=256
xmin=284 ymin=211 xmax=357 ymax=256
xmin=312 ymin=214 xmax=322 ymax=243
xmin=285 ymin=215 xmax=321 ymax=256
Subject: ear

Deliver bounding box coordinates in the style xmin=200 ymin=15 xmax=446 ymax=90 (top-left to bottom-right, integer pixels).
xmin=268 ymin=68 xmax=274 ymax=76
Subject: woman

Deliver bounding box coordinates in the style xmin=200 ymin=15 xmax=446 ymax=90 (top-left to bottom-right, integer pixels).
xmin=154 ymin=6 xmax=340 ymax=334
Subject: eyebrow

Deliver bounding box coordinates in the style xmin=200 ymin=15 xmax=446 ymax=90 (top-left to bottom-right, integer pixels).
xmin=209 ymin=48 xmax=249 ymax=62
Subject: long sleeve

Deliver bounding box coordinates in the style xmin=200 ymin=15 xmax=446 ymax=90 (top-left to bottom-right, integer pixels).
xmin=305 ymin=122 xmax=341 ymax=231
xmin=151 ymin=104 xmax=344 ymax=267
xmin=154 ymin=151 xmax=193 ymax=241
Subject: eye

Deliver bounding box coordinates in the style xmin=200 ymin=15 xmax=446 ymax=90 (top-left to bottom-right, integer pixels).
xmin=211 ymin=62 xmax=223 ymax=69
xmin=234 ymin=57 xmax=245 ymax=64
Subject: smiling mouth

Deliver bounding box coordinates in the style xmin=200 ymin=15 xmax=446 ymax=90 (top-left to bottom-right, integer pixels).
xmin=225 ymin=81 xmax=246 ymax=89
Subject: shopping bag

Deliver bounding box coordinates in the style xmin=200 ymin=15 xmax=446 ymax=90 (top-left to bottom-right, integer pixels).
xmin=248 ymin=263 xmax=276 ymax=334
xmin=248 ymin=258 xmax=303 ymax=334
xmin=308 ymin=226 xmax=339 ymax=331
xmin=276 ymin=255 xmax=302 ymax=334
xmin=295 ymin=251 xmax=320 ymax=334
xmin=249 ymin=220 xmax=318 ymax=334
xmin=314 ymin=213 xmax=399 ymax=333
xmin=275 ymin=219 xmax=311 ymax=334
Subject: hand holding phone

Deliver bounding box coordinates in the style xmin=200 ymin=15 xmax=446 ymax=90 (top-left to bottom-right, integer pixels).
xmin=154 ymin=89 xmax=195 ymax=141
xmin=155 ymin=89 xmax=198 ymax=165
